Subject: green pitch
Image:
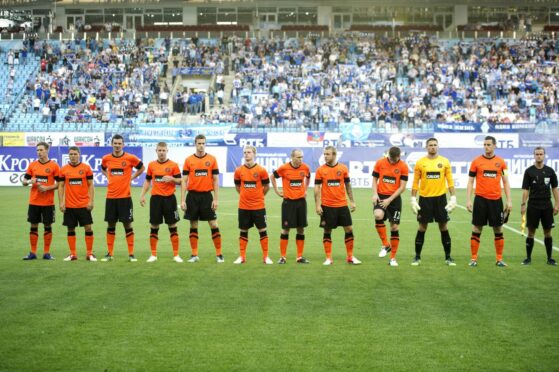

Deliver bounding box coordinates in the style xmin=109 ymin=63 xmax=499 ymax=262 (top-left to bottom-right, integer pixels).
xmin=1 ymin=186 xmax=558 ymax=371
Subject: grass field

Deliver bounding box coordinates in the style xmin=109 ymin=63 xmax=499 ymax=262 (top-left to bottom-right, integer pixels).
xmin=1 ymin=186 xmax=558 ymax=371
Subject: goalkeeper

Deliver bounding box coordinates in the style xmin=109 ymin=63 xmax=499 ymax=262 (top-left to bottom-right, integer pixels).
xmin=410 ymin=138 xmax=457 ymax=266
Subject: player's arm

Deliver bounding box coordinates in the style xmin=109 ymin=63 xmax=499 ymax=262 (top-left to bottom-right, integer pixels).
xmin=131 ymin=162 xmax=145 ymax=181
xmin=371 ymin=175 xmax=379 ymax=205
xmin=552 ymin=187 xmax=559 ymax=216
xmin=271 ymin=170 xmax=283 ymax=198
xmin=520 ymin=188 xmax=529 ymax=216
xmin=502 ymin=171 xmax=512 ymax=212
xmin=466 ymin=176 xmax=475 ymax=213
xmin=87 ymin=178 xmax=94 ymax=211
xmin=345 ymin=178 xmax=356 ymax=212
xmin=212 ymin=173 xmax=219 ymax=210
xmin=58 ymin=179 xmax=66 ymax=212
xmin=180 ymin=172 xmax=189 ymax=211
xmin=262 ymin=177 xmax=270 ymax=196
xmin=139 ymin=178 xmax=151 ymax=207
xmin=314 ymin=179 xmax=322 ymax=215
xmin=410 ymin=165 xmax=421 ymax=214
xmin=22 ymin=172 xmax=35 ymax=186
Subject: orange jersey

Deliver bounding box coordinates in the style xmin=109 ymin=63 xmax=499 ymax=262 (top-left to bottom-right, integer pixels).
xmin=59 ymin=162 xmax=93 ymax=208
xmin=273 ymin=162 xmax=311 ymax=200
xmin=234 ymin=163 xmax=270 ymax=210
xmin=146 ymin=159 xmax=181 ymax=196
xmin=314 ymin=162 xmax=350 ymax=207
xmin=182 ymin=153 xmax=219 ymax=192
xmin=469 ymin=155 xmax=507 ymax=200
xmin=101 ymin=152 xmax=142 ymax=199
xmin=25 ymin=160 xmax=60 ymax=206
xmin=372 ymin=157 xmax=409 ymax=195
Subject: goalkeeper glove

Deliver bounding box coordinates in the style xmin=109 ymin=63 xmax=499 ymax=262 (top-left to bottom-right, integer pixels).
xmin=445 ymin=195 xmax=457 ymax=213
xmin=410 ymin=196 xmax=421 ymax=215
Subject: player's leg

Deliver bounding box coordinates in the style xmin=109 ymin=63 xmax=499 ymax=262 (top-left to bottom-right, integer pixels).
xmin=438 ymin=221 xmax=454 ymax=264
xmin=235 ymin=209 xmax=251 ymax=264
xmin=295 ymin=227 xmax=308 ymax=263
xmin=42 ymin=206 xmax=55 ymax=258
xmin=343 ymin=225 xmax=360 ymax=264
xmin=279 ymin=227 xmax=289 ymax=264
xmin=255 ymin=209 xmax=270 ymax=263
xmin=123 ymin=221 xmax=136 ymax=261
xmin=470 ymin=196 xmax=487 ymax=266
xmin=104 ymin=199 xmax=117 ymax=259
xmin=84 ymin=224 xmax=95 ymax=261
xmin=413 ymin=222 xmax=428 ymax=265
xmin=208 ymin=219 xmax=223 ymax=261
xmin=148 ymin=223 xmax=160 ymax=262
xmin=66 ymin=227 xmax=77 ymax=259
xmin=389 ymin=222 xmax=400 ymax=264
xmin=374 ymin=207 xmax=390 ymax=256
xmin=541 ymin=207 xmax=556 ymax=264
xmin=188 ymin=220 xmax=199 ymax=261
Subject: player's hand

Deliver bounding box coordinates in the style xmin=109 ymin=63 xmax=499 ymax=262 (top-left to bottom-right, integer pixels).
xmin=316 ymin=205 xmax=323 ymax=216
xmin=211 ymin=200 xmax=218 ymax=211
xmin=372 ymin=194 xmax=379 ymax=205
xmin=276 ymin=189 xmax=284 ymax=198
xmin=181 ymin=201 xmax=186 ymax=211
xmin=520 ymin=204 xmax=527 ymax=215
xmin=59 ymin=203 xmax=66 ymax=213
xmin=466 ymin=200 xmax=473 ymax=213
xmin=349 ymin=201 xmax=356 ymax=212
xmin=553 ymin=205 xmax=559 ymax=216
xmin=38 ymin=184 xmax=48 ymax=192
xmin=87 ymin=202 xmax=94 ymax=211
xmin=445 ymin=195 xmax=457 ymax=213
xmin=162 ymin=175 xmax=174 ymax=183
xmin=140 ymin=196 xmax=146 ymax=207
xmin=506 ymin=201 xmax=512 ymax=213
xmin=410 ymin=196 xmax=420 ymax=215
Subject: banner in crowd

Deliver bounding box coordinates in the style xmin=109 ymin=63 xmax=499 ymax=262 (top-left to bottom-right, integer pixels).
xmin=132 ymin=124 xmax=235 ymax=145
xmin=24 ymin=133 xmax=105 ymax=147
xmin=225 ymin=147 xmax=559 ymax=189
xmin=0 ymin=146 xmax=144 ymax=187
xmin=0 ymin=132 xmax=25 ymax=146
xmin=434 ymin=122 xmax=539 ymax=133
xmin=178 ymin=67 xmax=215 ymax=75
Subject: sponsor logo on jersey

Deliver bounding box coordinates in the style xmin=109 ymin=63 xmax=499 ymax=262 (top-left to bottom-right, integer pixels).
xmin=289 ymin=179 xmax=303 ymax=188
xmin=36 ymin=176 xmax=48 ymax=184
xmin=195 ymin=169 xmax=208 ymax=177
xmin=382 ymin=175 xmax=397 ymax=184
xmin=69 ymin=178 xmax=83 ymax=186
xmin=111 ymin=168 xmax=124 ymax=176
xmin=244 ymin=181 xmax=257 ymax=188
xmin=327 ymin=180 xmax=341 ymax=187
xmin=483 ymin=170 xmax=497 ymax=178
xmin=155 ymin=175 xmax=165 ymax=182
xmin=426 ymin=172 xmax=440 ymax=179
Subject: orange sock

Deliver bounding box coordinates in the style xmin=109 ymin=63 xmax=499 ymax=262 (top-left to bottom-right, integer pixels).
xmin=170 ymin=227 xmax=179 ymax=256
xmin=106 ymin=227 xmax=116 ymax=256
xmin=85 ymin=231 xmax=94 ymax=256
xmin=389 ymin=231 xmax=400 ymax=259
xmin=211 ymin=228 xmax=222 ymax=256
xmin=239 ymin=231 xmax=248 ymax=259
xmin=471 ymin=232 xmax=481 ymax=260
xmin=125 ymin=228 xmax=134 ymax=256
xmin=29 ymin=227 xmax=38 ymax=254
xmin=375 ymin=220 xmax=389 ymax=247
xmin=323 ymin=233 xmax=332 ymax=259
xmin=189 ymin=228 xmax=199 ymax=256
xmin=296 ymin=234 xmax=305 ymax=258
xmin=43 ymin=226 xmax=52 ymax=254
xmin=67 ymin=231 xmax=77 ymax=256
xmin=279 ymin=233 xmax=289 ymax=257
xmin=150 ymin=228 xmax=159 ymax=256
xmin=495 ymin=232 xmax=504 ymax=261
xmin=259 ymin=231 xmax=269 ymax=259
xmin=345 ymin=232 xmax=354 ymax=258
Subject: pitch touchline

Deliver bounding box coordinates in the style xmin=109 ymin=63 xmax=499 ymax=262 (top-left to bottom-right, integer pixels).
xmin=456 ymin=204 xmax=559 ymax=251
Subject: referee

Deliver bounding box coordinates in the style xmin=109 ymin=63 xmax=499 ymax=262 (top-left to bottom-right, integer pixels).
xmin=520 ymin=147 xmax=559 ymax=266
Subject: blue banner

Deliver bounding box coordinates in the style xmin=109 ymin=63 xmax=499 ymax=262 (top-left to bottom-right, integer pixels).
xmin=179 ymin=67 xmax=215 ymax=75
xmin=0 ymin=147 xmax=144 ymax=187
xmin=132 ymin=124 xmax=236 ymax=145
xmin=435 ymin=122 xmax=541 ymax=133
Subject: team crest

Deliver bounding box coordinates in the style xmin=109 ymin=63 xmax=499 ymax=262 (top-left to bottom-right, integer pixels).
xmin=45 ymin=168 xmax=50 ymax=173
xmin=122 ymin=161 xmax=127 ymax=166
xmin=495 ymin=162 xmax=501 ymax=168
xmin=165 ymin=167 xmax=171 ymax=173
xmin=253 ymin=172 xmax=258 ymax=179
xmin=337 ymin=171 xmax=341 ymax=176
xmin=437 ymin=163 xmax=442 ymax=168
xmin=79 ymin=170 xmax=84 ymax=175
xmin=394 ymin=169 xmax=400 ymax=174
xmin=205 ymin=161 xmax=211 ymax=166
xmin=300 ymin=172 xmax=305 ymax=177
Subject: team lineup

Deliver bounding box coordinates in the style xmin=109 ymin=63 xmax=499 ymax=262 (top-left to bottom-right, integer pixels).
xmin=21 ymin=134 xmax=559 ymax=266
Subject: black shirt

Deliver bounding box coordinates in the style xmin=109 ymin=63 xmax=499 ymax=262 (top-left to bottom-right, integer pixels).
xmin=522 ymin=164 xmax=558 ymax=208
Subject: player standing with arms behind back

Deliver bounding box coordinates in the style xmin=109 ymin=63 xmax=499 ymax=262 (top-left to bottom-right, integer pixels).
xmin=314 ymin=146 xmax=361 ymax=265
xmin=271 ymin=149 xmax=311 ymax=264
xmin=372 ymin=146 xmax=409 ymax=266
xmin=410 ymin=138 xmax=457 ymax=266
xmin=140 ymin=142 xmax=183 ymax=263
xmin=22 ymin=141 xmax=60 ymax=260
xmin=520 ymin=147 xmax=559 ymax=266
xmin=58 ymin=146 xmax=95 ymax=261
xmin=101 ymin=134 xmax=145 ymax=262
xmin=466 ymin=136 xmax=512 ymax=267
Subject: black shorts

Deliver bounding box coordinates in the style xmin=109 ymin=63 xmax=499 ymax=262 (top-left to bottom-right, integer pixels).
xmin=63 ymin=207 xmax=93 ymax=228
xmin=374 ymin=194 xmax=402 ymax=224
xmin=238 ymin=208 xmax=267 ymax=230
xmin=472 ymin=196 xmax=504 ymax=227
xmin=319 ymin=205 xmax=352 ymax=229
xmin=417 ymin=194 xmax=449 ymax=224
xmin=281 ymin=198 xmax=308 ymax=229
xmin=27 ymin=205 xmax=55 ymax=225
xmin=150 ymin=194 xmax=180 ymax=225
xmin=526 ymin=203 xmax=555 ymax=230
xmin=184 ymin=191 xmax=217 ymax=221
xmin=104 ymin=197 xmax=134 ymax=224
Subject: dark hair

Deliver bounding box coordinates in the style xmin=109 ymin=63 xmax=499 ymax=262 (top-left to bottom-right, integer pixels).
xmin=195 ymin=134 xmax=206 ymax=142
xmin=68 ymin=146 xmax=80 ymax=153
xmin=425 ymin=137 xmax=438 ymax=146
xmin=534 ymin=146 xmax=545 ymax=154
xmin=388 ymin=146 xmax=401 ymax=159
xmin=37 ymin=141 xmax=49 ymax=150
xmin=111 ymin=134 xmax=124 ymax=143
xmin=484 ymin=136 xmax=496 ymax=145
